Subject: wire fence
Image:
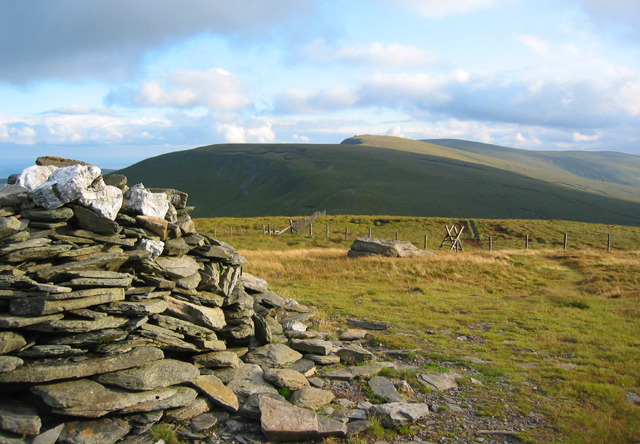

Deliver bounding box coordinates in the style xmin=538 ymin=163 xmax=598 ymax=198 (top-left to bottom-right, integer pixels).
xmin=198 ymin=219 xmax=640 ymax=252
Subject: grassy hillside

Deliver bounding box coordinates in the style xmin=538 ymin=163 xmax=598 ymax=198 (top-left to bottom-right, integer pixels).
xmin=192 ymin=216 xmax=640 ymax=443
xmin=346 ymin=135 xmax=640 ymax=200
xmin=116 ymin=140 xmax=640 ymax=225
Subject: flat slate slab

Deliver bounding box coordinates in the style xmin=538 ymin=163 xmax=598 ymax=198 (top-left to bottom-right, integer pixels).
xmin=0 ymin=346 xmax=163 ymax=383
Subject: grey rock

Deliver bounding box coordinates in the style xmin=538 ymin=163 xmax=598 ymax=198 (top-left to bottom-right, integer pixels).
xmin=416 ymin=372 xmax=461 ymax=391
xmin=347 ymin=318 xmax=389 ymax=330
xmin=0 ymin=217 xmax=23 ymax=239
xmin=193 ymin=350 xmax=241 ymax=369
xmin=17 ymin=345 xmax=86 ymax=358
xmin=306 ymin=354 xmax=341 ymax=365
xmin=348 ymin=237 xmax=434 ymax=258
xmin=0 ymin=346 xmax=163 ymax=383
xmin=163 ymin=237 xmax=191 ymax=257
xmin=99 ymin=299 xmax=168 ymax=316
xmin=155 ymin=255 xmax=200 ymax=279
xmin=238 ymin=392 xmax=285 ymax=420
xmin=0 ymin=355 xmax=23 ymax=373
xmin=339 ymin=328 xmax=368 ymax=341
xmin=290 ymin=339 xmax=333 ymax=356
xmin=287 ymin=358 xmax=316 ymax=377
xmin=24 ymin=314 xmax=131 ymax=333
xmin=0 ymin=313 xmax=64 ymax=328
xmin=10 ymin=287 xmax=125 ymax=316
xmin=152 ymin=314 xmax=219 ymax=340
xmin=317 ymin=415 xmax=347 ymax=438
xmin=242 ymin=273 xmax=269 ymax=293
xmin=94 ymin=359 xmax=200 ymax=391
xmin=0 ymin=331 xmax=26 ymax=354
xmin=369 ymin=402 xmax=430 ymax=428
xmin=263 ymin=368 xmax=310 ymax=390
xmin=71 ymin=205 xmax=120 ymax=235
xmin=346 ymin=419 xmax=370 ymax=436
xmin=32 ymin=378 xmax=197 ymax=417
xmin=336 ymin=344 xmax=375 ymax=364
xmin=0 ymin=184 xmax=29 ymax=206
xmin=57 ymin=418 xmax=130 ymax=444
xmin=191 ymin=374 xmax=239 ymax=412
xmin=289 ymin=386 xmax=335 ymax=411
xmin=31 ymin=423 xmax=64 ymax=444
xmin=163 ymin=396 xmax=214 ymax=422
xmin=259 ymin=396 xmax=319 ymax=441
xmin=0 ymin=400 xmax=41 ymax=436
xmin=243 ymin=343 xmax=303 ymax=369
xmin=1 ymin=243 xmax=72 ymax=263
xmin=148 ymin=187 xmax=187 ymax=209
xmin=189 ymin=412 xmax=218 ymax=432
xmin=368 ymin=376 xmax=405 ymax=402
xmin=165 ymin=296 xmax=226 ymax=330
xmin=34 ymin=252 xmax=129 ymax=281
xmin=225 ymin=364 xmax=279 ymax=400
xmin=21 ymin=207 xmax=74 ymax=222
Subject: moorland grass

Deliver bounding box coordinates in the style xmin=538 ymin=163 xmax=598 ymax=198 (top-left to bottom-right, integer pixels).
xmin=196 ymin=216 xmax=640 ymax=443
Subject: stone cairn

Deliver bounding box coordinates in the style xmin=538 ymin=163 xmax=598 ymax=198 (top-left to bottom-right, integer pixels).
xmin=0 ymin=158 xmax=430 ymax=444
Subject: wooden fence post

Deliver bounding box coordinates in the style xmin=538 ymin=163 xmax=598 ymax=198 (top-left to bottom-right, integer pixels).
xmin=489 ymin=236 xmax=493 ymax=251
xmin=229 ymin=226 xmax=233 ymax=238
xmin=309 ymin=223 xmax=313 ymax=236
xmin=263 ymin=224 xmax=266 ymax=235
xmin=326 ymin=225 xmax=329 ymax=237
xmin=214 ymin=227 xmax=217 ymax=237
xmin=344 ymin=227 xmax=348 ymax=240
xmin=607 ymin=233 xmax=611 ymax=252
xmin=395 ymin=231 xmax=398 ymax=240
xmin=564 ymin=233 xmax=568 ymax=251
xmin=424 ymin=234 xmax=428 ymax=249
xmin=368 ymin=228 xmax=372 ymax=238
xmin=525 ymin=235 xmax=529 ymax=249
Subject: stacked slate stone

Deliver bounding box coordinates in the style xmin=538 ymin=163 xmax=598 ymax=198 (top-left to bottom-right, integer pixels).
xmin=0 ymin=157 xmax=357 ymax=443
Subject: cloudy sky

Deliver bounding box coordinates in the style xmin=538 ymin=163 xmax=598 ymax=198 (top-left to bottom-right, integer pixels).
xmin=2 ymin=0 xmax=640 ymax=177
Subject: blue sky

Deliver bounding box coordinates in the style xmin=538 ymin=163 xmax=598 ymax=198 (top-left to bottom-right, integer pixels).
xmin=2 ymin=0 xmax=640 ymax=177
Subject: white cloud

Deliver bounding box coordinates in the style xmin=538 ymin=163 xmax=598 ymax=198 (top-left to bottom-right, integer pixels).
xmin=516 ymin=34 xmax=551 ymax=56
xmin=106 ymin=69 xmax=250 ymax=111
xmin=217 ymin=119 xmax=276 ymax=143
xmin=616 ymin=78 xmax=640 ymax=116
xmin=392 ymin=0 xmax=494 ymax=18
xmin=303 ymin=41 xmax=437 ymax=68
xmin=573 ymin=132 xmax=601 ymax=142
xmin=0 ymin=113 xmax=171 ymax=146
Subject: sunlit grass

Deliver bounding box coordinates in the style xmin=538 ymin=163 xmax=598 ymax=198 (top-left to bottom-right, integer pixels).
xmin=197 ymin=216 xmax=640 ymax=442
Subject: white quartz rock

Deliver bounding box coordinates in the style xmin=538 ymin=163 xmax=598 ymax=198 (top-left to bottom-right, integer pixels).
xmin=78 ymin=177 xmax=123 ymax=220
xmin=126 ymin=184 xmax=170 ymax=219
xmin=32 ymin=165 xmax=102 ymax=209
xmin=136 ymin=238 xmax=165 ymax=259
xmin=16 ymin=165 xmax=58 ymax=191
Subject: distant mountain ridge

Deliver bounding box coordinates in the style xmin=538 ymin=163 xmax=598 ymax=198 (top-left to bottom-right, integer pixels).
xmin=114 ymin=135 xmax=640 ymax=225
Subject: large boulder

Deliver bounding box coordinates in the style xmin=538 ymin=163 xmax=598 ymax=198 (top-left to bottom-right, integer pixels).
xmin=348 ymin=237 xmax=434 ymax=258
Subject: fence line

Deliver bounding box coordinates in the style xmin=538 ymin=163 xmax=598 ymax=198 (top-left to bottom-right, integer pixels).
xmin=206 ymin=222 xmax=638 ymax=251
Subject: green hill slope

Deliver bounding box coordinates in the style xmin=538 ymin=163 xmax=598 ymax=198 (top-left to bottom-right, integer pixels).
xmin=116 ymin=142 xmax=640 ymax=225
xmin=344 ymin=135 xmax=640 ymax=200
